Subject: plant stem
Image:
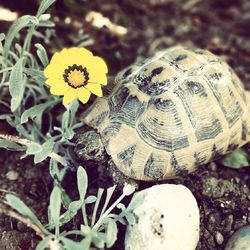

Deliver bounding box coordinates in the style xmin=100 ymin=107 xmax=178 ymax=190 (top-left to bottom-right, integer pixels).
xmin=55 ymin=226 xmax=60 ymax=237
xmin=22 ymin=26 xmax=36 ymax=56
xmin=0 ymin=203 xmax=46 ymax=238
xmin=82 ymin=203 xmax=89 ymax=227
xmin=91 ymin=189 xmax=104 ymax=227
xmin=92 ymin=193 xmax=126 ymax=231
xmin=0 ymin=133 xmax=69 ymax=167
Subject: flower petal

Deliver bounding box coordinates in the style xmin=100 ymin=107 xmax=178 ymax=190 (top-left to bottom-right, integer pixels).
xmin=85 ymin=83 xmax=103 ymax=97
xmin=88 ymin=56 xmax=108 ymax=74
xmin=88 ymin=72 xmax=107 ymax=86
xmin=49 ymin=80 xmax=70 ymax=95
xmin=45 ymin=78 xmax=65 ymax=86
xmin=63 ymin=88 xmax=78 ymax=105
xmin=44 ymin=52 xmax=67 ymax=78
xmin=77 ymin=87 xmax=91 ymax=104
xmin=44 ymin=64 xmax=63 ymax=80
xmin=60 ymin=47 xmax=93 ymax=66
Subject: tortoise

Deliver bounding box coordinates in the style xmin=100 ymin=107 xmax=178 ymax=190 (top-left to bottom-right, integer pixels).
xmin=75 ymin=46 xmax=250 ymax=181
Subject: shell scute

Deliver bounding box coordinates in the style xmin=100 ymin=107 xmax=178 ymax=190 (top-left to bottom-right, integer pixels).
xmin=144 ymin=153 xmax=165 ymax=180
xmin=204 ymin=66 xmax=244 ymax=128
xmin=136 ymin=97 xmax=190 ymax=152
xmin=132 ymin=60 xmax=180 ymax=96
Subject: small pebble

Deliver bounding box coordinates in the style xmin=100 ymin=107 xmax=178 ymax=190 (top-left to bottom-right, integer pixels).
xmin=234 ymin=220 xmax=247 ymax=230
xmin=6 ymin=170 xmax=19 ymax=181
xmin=215 ymin=231 xmax=224 ymax=245
xmin=225 ymin=225 xmax=250 ymax=250
xmin=224 ymin=214 xmax=234 ymax=232
xmin=208 ymin=162 xmax=217 ymax=172
xmin=17 ymin=221 xmax=29 ymax=233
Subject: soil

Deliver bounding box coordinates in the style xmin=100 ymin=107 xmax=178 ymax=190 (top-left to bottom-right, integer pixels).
xmin=0 ymin=0 xmax=250 ymax=249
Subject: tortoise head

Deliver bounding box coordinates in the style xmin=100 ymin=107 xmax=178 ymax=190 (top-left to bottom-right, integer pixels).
xmin=74 ymin=127 xmax=107 ymax=163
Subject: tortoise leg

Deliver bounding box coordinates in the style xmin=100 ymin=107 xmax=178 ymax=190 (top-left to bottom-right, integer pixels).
xmin=108 ymin=159 xmax=139 ymax=190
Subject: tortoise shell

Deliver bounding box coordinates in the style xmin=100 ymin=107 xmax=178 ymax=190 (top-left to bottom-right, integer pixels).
xmin=83 ymin=46 xmax=250 ymax=180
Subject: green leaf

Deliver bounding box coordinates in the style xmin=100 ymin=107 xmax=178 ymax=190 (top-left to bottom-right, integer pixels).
xmin=80 ymin=224 xmax=91 ymax=235
xmin=46 ymin=200 xmax=80 ymax=230
xmin=36 ymin=235 xmax=54 ymax=250
xmin=125 ymin=212 xmax=136 ymax=225
xmin=61 ymin=237 xmax=83 ymax=250
xmin=61 ymin=107 xmax=70 ymax=130
xmin=94 ymin=231 xmax=113 ymax=248
xmin=49 ymin=159 xmax=60 ymax=180
xmin=54 ymin=200 xmax=81 ymax=228
xmin=49 ymin=159 xmax=71 ymax=208
xmin=85 ymin=195 xmax=97 ymax=204
xmin=6 ymin=194 xmax=45 ymax=231
xmin=35 ymin=43 xmax=49 ymax=66
xmin=68 ymin=100 xmax=79 ymax=125
xmin=0 ymin=114 xmax=13 ymax=120
xmin=68 ymin=200 xmax=82 ymax=212
xmin=49 ymin=186 xmax=61 ymax=229
xmin=64 ymin=128 xmax=75 ymax=140
xmin=9 ymin=58 xmax=26 ymax=112
xmin=36 ymin=0 xmax=56 ymax=18
xmin=34 ymin=139 xmax=54 ymax=163
xmin=49 ymin=159 xmax=68 ymax=186
xmin=4 ymin=15 xmax=39 ymax=58
xmin=127 ymin=191 xmax=146 ymax=211
xmin=0 ymin=139 xmax=24 ymax=151
xmin=93 ymin=233 xmax=105 ymax=249
xmin=0 ymin=33 xmax=5 ymax=42
xmin=116 ymin=203 xmax=125 ymax=210
xmin=91 ymin=188 xmax=104 ymax=227
xmin=15 ymin=43 xmax=23 ymax=56
xmin=77 ymin=166 xmax=88 ymax=201
xmin=122 ymin=183 xmax=136 ymax=196
xmin=38 ymin=19 xmax=55 ymax=28
xmin=105 ymin=219 xmax=118 ymax=248
xmin=80 ymin=236 xmax=91 ymax=250
xmin=21 ymin=101 xmax=55 ymax=124
xmin=24 ymin=68 xmax=47 ymax=85
xmin=221 ymin=148 xmax=249 ymax=169
xmin=61 ymin=100 xmax=79 ymax=133
xmin=26 ymin=142 xmax=43 ymax=155
xmin=100 ymin=185 xmax=116 ymax=217
xmin=38 ymin=14 xmax=51 ymax=22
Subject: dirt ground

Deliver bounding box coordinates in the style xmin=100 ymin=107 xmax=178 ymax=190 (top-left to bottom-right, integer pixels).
xmin=0 ymin=0 xmax=250 ymax=249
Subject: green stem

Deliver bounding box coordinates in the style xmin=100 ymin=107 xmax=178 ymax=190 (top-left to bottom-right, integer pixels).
xmin=82 ymin=203 xmax=89 ymax=227
xmin=0 ymin=67 xmax=13 ymax=74
xmin=22 ymin=26 xmax=36 ymax=55
xmin=91 ymin=189 xmax=104 ymax=227
xmin=92 ymin=193 xmax=126 ymax=231
xmin=55 ymin=226 xmax=60 ymax=237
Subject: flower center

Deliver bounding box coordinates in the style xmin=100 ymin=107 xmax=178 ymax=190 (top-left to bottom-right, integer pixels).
xmin=63 ymin=64 xmax=89 ymax=88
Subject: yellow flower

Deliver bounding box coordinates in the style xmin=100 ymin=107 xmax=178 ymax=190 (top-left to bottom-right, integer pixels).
xmin=44 ymin=47 xmax=108 ymax=105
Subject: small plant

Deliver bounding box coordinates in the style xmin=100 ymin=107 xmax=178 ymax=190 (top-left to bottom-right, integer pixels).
xmin=0 ymin=0 xmax=138 ymax=249
xmin=0 ymin=0 xmax=73 ymax=168
xmin=5 ymin=166 xmax=138 ymax=250
xmin=221 ymin=148 xmax=249 ymax=169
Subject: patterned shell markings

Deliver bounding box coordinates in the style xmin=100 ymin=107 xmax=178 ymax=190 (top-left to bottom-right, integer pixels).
xmin=83 ymin=46 xmax=250 ymax=181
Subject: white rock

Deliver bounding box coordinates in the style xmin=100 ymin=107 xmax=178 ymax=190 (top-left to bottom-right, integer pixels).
xmin=125 ymin=184 xmax=200 ymax=250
